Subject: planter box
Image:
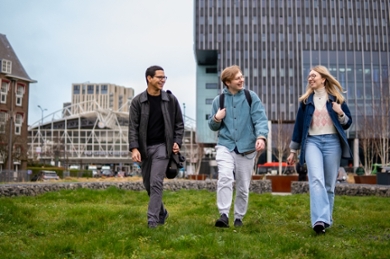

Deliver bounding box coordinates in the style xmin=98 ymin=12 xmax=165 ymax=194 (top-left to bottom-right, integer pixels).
xmin=188 ymin=174 xmax=207 ymax=180
xmin=377 ymin=172 xmax=390 ymax=185
xmin=354 ymin=175 xmax=377 ymax=184
xmin=251 ymin=175 xmax=264 ymax=180
xmin=265 ymin=175 xmax=299 ymax=192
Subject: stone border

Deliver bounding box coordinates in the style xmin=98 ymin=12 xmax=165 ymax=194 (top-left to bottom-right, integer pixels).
xmin=292 ymin=181 xmax=390 ymax=197
xmin=1 ymin=180 xmax=389 ymax=198
xmin=0 ymin=179 xmax=272 ymax=197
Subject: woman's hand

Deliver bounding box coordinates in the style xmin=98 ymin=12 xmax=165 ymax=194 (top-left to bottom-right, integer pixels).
xmin=287 ymin=153 xmax=296 ymax=165
xmin=332 ymin=102 xmax=344 ymax=116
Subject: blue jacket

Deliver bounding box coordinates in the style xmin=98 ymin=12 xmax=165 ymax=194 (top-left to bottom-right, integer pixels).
xmin=289 ymin=93 xmax=353 ymax=165
xmin=208 ymin=88 xmax=269 ymax=153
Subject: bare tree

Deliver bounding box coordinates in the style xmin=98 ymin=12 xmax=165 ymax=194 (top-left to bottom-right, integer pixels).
xmin=271 ymin=119 xmax=293 ymax=175
xmin=0 ymin=134 xmax=27 ymax=169
xmin=357 ymin=74 xmax=390 ymax=173
xmin=357 ymin=115 xmax=376 ymax=175
xmin=372 ymin=80 xmax=390 ymax=167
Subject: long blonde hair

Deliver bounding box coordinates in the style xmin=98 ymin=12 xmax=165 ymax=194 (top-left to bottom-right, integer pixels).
xmin=299 ymin=65 xmax=346 ymax=104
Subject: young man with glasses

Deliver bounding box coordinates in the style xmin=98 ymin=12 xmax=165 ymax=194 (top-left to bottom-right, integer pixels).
xmin=209 ymin=65 xmax=269 ymax=228
xmin=129 ymin=65 xmax=184 ymax=228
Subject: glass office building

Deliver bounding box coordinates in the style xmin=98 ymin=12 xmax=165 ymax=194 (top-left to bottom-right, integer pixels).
xmin=194 ymin=0 xmax=390 ymax=165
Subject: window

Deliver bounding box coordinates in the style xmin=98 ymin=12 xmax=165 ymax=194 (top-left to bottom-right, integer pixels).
xmin=109 ymin=93 xmax=113 ymax=108
xmin=15 ymin=113 xmax=23 ymax=135
xmin=16 ymin=84 xmax=25 ymax=106
xmin=118 ymin=95 xmax=123 ymax=108
xmin=1 ymin=80 xmax=9 ymax=103
xmin=87 ymin=85 xmax=94 ymax=94
xmin=101 ymin=85 xmax=108 ymax=94
xmin=0 ymin=111 xmax=7 ymax=133
xmin=205 ymin=98 xmax=214 ymax=105
xmin=206 ymin=67 xmax=217 ymax=73
xmin=206 ymin=83 xmax=218 ymax=89
xmin=1 ymin=59 xmax=12 ymax=74
xmin=73 ymin=85 xmax=80 ymax=94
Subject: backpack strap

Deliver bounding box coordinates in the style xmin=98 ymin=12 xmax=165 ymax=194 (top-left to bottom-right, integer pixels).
xmin=219 ymin=93 xmax=225 ymax=110
xmin=219 ymin=89 xmax=252 ymax=110
xmin=244 ymin=89 xmax=252 ymax=107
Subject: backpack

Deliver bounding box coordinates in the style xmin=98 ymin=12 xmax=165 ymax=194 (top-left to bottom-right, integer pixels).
xmin=219 ymin=89 xmax=252 ymax=109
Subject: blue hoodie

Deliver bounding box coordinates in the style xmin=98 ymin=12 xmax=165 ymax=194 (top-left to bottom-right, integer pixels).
xmin=208 ymin=88 xmax=269 ymax=153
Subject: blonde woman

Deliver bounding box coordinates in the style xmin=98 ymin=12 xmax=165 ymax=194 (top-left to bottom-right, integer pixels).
xmin=287 ymin=65 xmax=353 ymax=234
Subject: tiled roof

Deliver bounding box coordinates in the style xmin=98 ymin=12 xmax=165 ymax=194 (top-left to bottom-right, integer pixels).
xmin=0 ymin=33 xmax=36 ymax=82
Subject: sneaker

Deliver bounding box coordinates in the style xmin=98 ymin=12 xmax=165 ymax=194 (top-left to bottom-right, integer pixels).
xmin=158 ymin=210 xmax=169 ymax=225
xmin=215 ymin=213 xmax=229 ymax=228
xmin=148 ymin=221 xmax=158 ymax=229
xmin=234 ymin=218 xmax=243 ymax=227
xmin=313 ymin=221 xmax=325 ymax=234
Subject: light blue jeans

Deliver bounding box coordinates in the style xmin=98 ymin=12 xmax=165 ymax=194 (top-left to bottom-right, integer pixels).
xmin=215 ymin=145 xmax=257 ymax=221
xmin=305 ymin=134 xmax=341 ymax=228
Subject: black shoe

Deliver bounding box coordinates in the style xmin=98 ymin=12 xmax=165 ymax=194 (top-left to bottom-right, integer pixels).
xmin=158 ymin=210 xmax=169 ymax=225
xmin=215 ymin=213 xmax=229 ymax=228
xmin=313 ymin=221 xmax=325 ymax=234
xmin=234 ymin=218 xmax=243 ymax=227
xmin=148 ymin=221 xmax=158 ymax=229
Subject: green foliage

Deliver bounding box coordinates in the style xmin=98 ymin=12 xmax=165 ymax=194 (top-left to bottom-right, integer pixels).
xmin=0 ymin=189 xmax=389 ymax=259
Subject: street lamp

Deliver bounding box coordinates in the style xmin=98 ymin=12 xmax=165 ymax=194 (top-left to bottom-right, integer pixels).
xmin=37 ymin=105 xmax=47 ymax=125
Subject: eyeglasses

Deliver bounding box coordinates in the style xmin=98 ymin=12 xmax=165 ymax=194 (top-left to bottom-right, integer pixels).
xmin=154 ymin=76 xmax=168 ymax=80
xmin=234 ymin=75 xmax=244 ymax=81
xmin=307 ymin=74 xmax=317 ymax=80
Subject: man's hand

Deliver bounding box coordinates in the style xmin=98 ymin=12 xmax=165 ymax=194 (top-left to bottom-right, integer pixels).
xmin=214 ymin=108 xmax=226 ymax=121
xmin=255 ymin=138 xmax=266 ymax=152
xmin=131 ymin=148 xmax=141 ymax=162
xmin=173 ymin=142 xmax=180 ymax=154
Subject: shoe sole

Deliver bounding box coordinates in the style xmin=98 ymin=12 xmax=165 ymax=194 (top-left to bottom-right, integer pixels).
xmin=215 ymin=220 xmax=229 ymax=228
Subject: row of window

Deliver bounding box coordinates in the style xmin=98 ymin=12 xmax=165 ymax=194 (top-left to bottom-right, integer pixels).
xmin=198 ymin=0 xmax=386 ymax=9
xmin=73 ymin=84 xmax=109 ymax=95
xmin=0 ymin=80 xmax=25 ymax=106
xmin=0 ymin=111 xmax=24 ymax=135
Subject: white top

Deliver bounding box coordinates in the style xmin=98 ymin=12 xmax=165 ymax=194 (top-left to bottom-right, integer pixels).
xmin=309 ymin=87 xmax=337 ymax=136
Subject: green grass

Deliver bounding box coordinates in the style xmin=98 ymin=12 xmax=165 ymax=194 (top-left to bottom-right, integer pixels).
xmin=0 ymin=187 xmax=389 ymax=259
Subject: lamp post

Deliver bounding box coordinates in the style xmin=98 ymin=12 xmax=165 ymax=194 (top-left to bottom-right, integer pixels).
xmin=183 ymin=103 xmax=186 ymax=119
xmin=37 ymin=105 xmax=47 ymax=125
xmin=37 ymin=105 xmax=47 ymax=164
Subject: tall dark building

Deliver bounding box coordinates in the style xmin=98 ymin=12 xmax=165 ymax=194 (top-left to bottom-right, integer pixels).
xmin=194 ymin=0 xmax=390 ymax=166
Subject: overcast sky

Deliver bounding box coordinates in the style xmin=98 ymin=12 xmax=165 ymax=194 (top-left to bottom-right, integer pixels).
xmin=0 ymin=0 xmax=196 ymax=125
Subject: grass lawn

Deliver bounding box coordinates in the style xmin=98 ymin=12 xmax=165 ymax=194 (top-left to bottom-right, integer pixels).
xmin=0 ymin=187 xmax=389 ymax=259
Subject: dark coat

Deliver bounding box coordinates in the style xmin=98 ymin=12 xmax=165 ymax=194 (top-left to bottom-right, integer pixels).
xmin=128 ymin=90 xmax=184 ymax=159
xmin=289 ymin=93 xmax=353 ymax=165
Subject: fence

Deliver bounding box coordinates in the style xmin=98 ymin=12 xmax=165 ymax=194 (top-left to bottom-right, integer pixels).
xmin=0 ymin=170 xmax=31 ymax=183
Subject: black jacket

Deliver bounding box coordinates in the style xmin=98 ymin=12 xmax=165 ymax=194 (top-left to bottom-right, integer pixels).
xmin=128 ymin=90 xmax=184 ymax=159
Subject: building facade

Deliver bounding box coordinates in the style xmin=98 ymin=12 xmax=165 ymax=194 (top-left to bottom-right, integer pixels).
xmin=194 ymin=0 xmax=390 ymax=166
xmin=0 ymin=33 xmax=36 ymax=171
xmin=28 ymin=86 xmax=199 ymax=175
xmin=71 ymin=83 xmax=135 ymax=114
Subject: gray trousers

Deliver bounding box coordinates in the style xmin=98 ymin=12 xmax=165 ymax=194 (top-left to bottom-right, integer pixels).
xmin=215 ymin=145 xmax=257 ymax=220
xmin=141 ymin=143 xmax=169 ymax=223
